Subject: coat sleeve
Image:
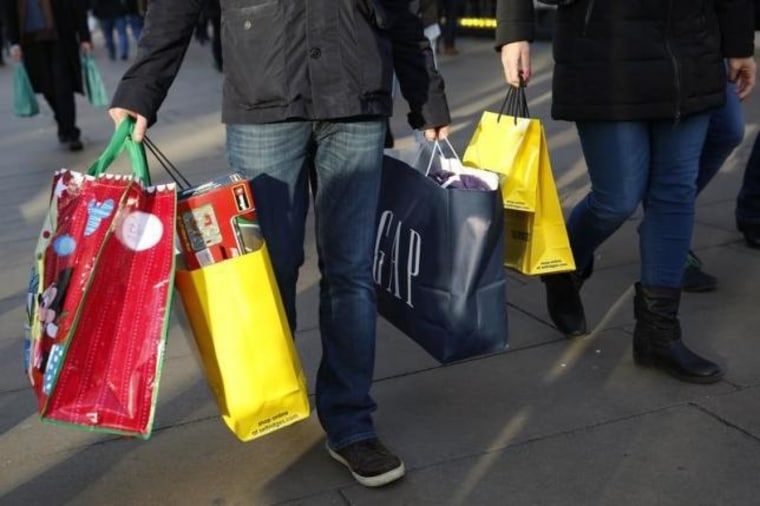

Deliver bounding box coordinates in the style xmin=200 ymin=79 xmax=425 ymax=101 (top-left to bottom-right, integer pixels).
xmin=110 ymin=0 xmax=204 ymax=125
xmin=495 ymin=0 xmax=535 ymax=49
xmin=715 ymin=0 xmax=755 ymax=57
xmin=387 ymin=0 xmax=451 ymax=130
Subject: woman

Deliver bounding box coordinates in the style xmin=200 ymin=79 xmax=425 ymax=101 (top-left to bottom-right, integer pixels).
xmin=497 ymin=0 xmax=756 ymax=383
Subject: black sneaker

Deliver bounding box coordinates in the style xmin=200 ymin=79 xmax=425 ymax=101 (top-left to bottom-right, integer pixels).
xmin=327 ymin=438 xmax=405 ymax=487
xmin=682 ymin=250 xmax=717 ymax=293
xmin=68 ymin=139 xmax=84 ymax=152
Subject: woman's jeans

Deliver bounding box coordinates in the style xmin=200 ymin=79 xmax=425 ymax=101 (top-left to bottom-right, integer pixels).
xmin=569 ymin=114 xmax=711 ymax=288
xmin=226 ymin=119 xmax=386 ymax=449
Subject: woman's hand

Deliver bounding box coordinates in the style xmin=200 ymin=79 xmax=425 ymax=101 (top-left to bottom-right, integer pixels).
xmin=500 ymin=41 xmax=531 ymax=87
xmin=728 ymin=56 xmax=757 ymax=101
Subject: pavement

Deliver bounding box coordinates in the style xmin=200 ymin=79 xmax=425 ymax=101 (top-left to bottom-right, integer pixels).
xmin=1 ymin=35 xmax=760 ymax=506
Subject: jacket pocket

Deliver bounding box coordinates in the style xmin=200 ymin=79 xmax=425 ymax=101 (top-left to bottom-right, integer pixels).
xmin=222 ymin=1 xmax=287 ymax=108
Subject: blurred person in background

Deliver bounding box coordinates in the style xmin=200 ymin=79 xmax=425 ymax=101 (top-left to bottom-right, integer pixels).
xmin=437 ymin=0 xmax=462 ymax=55
xmin=4 ymin=0 xmax=92 ymax=151
xmin=91 ymin=0 xmax=127 ymax=60
xmin=123 ymin=0 xmax=144 ymax=45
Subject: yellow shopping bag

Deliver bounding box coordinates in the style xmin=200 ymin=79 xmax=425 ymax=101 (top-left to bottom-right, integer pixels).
xmin=174 ymin=245 xmax=310 ymax=442
xmin=463 ymin=111 xmax=541 ymax=212
xmin=502 ymin=127 xmax=576 ymax=275
xmin=463 ymin=86 xmax=576 ymax=275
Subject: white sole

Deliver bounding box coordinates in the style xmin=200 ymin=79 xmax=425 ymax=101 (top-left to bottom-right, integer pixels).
xmin=327 ymin=446 xmax=406 ymax=488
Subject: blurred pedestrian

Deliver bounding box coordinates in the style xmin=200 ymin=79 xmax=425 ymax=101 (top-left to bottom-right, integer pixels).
xmin=123 ymin=0 xmax=144 ymax=45
xmin=109 ymin=0 xmax=450 ymax=488
xmin=4 ymin=0 xmax=92 ymax=151
xmin=91 ymin=0 xmax=128 ymax=60
xmin=438 ymin=0 xmax=462 ymax=55
xmin=497 ymin=0 xmax=756 ymax=383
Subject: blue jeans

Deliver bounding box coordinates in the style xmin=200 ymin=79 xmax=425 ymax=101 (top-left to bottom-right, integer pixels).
xmin=737 ymin=132 xmax=760 ymax=224
xmin=99 ymin=17 xmax=128 ymax=59
xmin=570 ymin=114 xmax=711 ymax=288
xmin=697 ymin=81 xmax=744 ymax=194
xmin=226 ymin=119 xmax=386 ymax=449
xmin=125 ymin=15 xmax=143 ymax=42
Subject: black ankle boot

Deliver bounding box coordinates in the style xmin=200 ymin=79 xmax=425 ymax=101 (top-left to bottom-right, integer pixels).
xmin=632 ymin=283 xmax=724 ymax=383
xmin=542 ymin=264 xmax=590 ymax=337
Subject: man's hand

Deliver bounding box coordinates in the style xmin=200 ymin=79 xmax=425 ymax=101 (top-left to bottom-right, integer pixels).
xmin=10 ymin=44 xmax=22 ymax=62
xmin=424 ymin=125 xmax=450 ymax=141
xmin=109 ymin=107 xmax=149 ymax=141
xmin=500 ymin=41 xmax=531 ymax=87
xmin=728 ymin=56 xmax=757 ymax=101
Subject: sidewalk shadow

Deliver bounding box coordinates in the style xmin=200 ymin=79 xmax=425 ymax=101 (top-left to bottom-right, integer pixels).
xmin=0 ymin=378 xmax=214 ymax=505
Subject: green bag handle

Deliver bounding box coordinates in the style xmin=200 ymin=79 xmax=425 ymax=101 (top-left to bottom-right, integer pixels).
xmin=86 ymin=117 xmax=152 ymax=185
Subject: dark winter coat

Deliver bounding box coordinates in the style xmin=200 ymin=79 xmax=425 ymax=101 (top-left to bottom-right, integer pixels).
xmin=111 ymin=0 xmax=450 ymax=129
xmin=496 ymin=0 xmax=755 ymax=122
xmin=4 ymin=0 xmax=91 ymax=95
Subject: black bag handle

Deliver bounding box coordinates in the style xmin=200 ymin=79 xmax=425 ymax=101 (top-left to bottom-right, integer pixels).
xmin=142 ymin=135 xmax=192 ymax=190
xmin=496 ymin=75 xmax=530 ymax=123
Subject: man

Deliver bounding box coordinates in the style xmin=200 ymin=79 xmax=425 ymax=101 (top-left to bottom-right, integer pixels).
xmin=4 ymin=0 xmax=91 ymax=151
xmin=109 ymin=0 xmax=450 ymax=488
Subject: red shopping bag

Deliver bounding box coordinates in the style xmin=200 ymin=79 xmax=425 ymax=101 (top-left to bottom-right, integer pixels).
xmin=25 ymin=120 xmax=176 ymax=438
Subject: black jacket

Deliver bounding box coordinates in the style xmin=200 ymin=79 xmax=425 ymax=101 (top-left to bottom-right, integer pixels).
xmin=496 ymin=0 xmax=755 ymax=121
xmin=112 ymin=0 xmax=450 ymax=129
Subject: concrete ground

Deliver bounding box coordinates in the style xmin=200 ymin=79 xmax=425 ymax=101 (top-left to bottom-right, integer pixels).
xmin=1 ymin=35 xmax=759 ymax=506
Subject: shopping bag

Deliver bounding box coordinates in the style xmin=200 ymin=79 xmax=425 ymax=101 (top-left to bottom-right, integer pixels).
xmin=25 ymin=119 xmax=176 ymax=438
xmin=374 ymin=145 xmax=508 ymax=364
xmin=174 ymin=244 xmax=311 ymax=442
xmin=13 ymin=63 xmax=39 ymax=117
xmin=81 ymin=52 xmax=109 ymax=107
xmin=462 ymin=94 xmax=541 ymax=212
xmin=503 ymin=127 xmax=576 ymax=275
xmin=463 ymin=87 xmax=576 ymax=275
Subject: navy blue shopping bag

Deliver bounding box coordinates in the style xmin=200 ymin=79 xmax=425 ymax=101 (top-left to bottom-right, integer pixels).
xmin=373 ymin=154 xmax=508 ymax=364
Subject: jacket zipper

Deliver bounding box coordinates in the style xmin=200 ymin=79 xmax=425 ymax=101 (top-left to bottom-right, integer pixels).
xmin=582 ymin=0 xmax=596 ymax=36
xmin=664 ymin=0 xmax=682 ymax=122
